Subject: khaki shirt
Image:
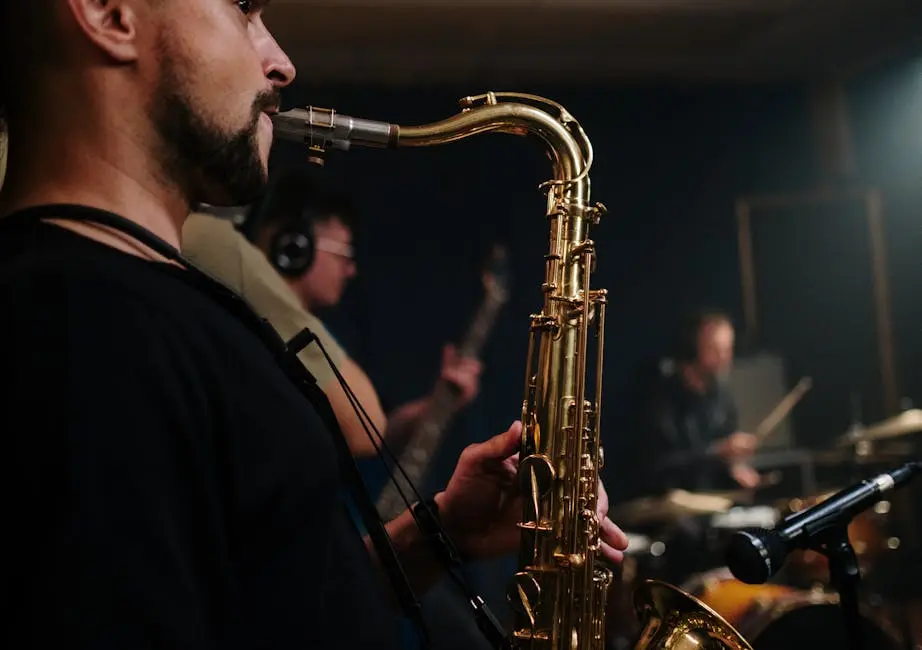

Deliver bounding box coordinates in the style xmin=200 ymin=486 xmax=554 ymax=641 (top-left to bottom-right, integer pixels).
xmin=0 ymin=127 xmax=7 ymax=191
xmin=182 ymin=211 xmax=347 ymax=389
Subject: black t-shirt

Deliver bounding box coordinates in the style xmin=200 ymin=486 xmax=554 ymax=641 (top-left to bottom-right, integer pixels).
xmin=625 ymin=359 xmax=739 ymax=495
xmin=0 ymin=216 xmax=402 ymax=649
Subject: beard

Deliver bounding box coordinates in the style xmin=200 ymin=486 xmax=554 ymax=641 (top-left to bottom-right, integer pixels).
xmin=150 ymin=49 xmax=278 ymax=207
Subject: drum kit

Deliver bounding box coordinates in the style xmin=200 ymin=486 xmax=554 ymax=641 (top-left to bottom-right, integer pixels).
xmin=607 ymin=408 xmax=922 ymax=650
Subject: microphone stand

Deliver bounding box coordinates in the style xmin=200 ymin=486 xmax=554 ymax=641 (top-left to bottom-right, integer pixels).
xmin=812 ymin=525 xmax=864 ymax=650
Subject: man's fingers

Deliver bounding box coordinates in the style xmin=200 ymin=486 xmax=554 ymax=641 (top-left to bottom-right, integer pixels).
xmin=600 ymin=541 xmax=624 ymax=565
xmin=601 ymin=516 xmax=629 ymax=551
xmin=476 ymin=420 xmax=522 ymax=460
xmin=597 ymin=480 xmax=609 ymax=516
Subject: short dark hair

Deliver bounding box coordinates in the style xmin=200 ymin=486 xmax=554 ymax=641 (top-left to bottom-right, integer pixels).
xmin=241 ymin=165 xmax=357 ymax=243
xmin=673 ymin=308 xmax=733 ymax=362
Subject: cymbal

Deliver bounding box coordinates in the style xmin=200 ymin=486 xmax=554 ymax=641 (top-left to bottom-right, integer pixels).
xmin=610 ymin=489 xmax=732 ymax=526
xmin=812 ymin=447 xmax=913 ymax=465
xmin=836 ymin=409 xmax=922 ymax=447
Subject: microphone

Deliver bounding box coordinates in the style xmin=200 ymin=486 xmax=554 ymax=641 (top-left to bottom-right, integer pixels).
xmin=726 ymin=461 xmax=921 ymax=584
xmin=272 ymin=107 xmax=398 ymax=150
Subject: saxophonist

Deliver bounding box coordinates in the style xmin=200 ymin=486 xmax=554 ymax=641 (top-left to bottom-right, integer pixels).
xmin=0 ymin=3 xmax=628 ymax=650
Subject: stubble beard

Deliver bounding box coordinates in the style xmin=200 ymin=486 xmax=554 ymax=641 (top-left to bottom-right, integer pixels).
xmin=150 ymin=46 xmax=271 ymax=207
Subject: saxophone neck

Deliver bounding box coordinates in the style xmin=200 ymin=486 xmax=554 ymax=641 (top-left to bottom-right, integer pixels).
xmin=271 ymin=92 xmax=600 ymax=220
xmin=271 ymin=106 xmax=399 ymax=151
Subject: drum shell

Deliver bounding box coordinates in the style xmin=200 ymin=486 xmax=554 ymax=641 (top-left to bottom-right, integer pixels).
xmin=683 ymin=567 xmax=903 ymax=650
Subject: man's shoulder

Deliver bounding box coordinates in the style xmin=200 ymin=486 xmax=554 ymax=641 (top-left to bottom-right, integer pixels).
xmin=0 ymin=244 xmax=230 ymax=352
xmin=2 ymin=265 xmax=180 ymax=340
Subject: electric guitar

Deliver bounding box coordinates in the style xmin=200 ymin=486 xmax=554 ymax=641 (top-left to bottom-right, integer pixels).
xmin=375 ymin=244 xmax=511 ymax=520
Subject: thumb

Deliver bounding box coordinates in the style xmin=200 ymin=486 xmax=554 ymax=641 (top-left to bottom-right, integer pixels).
xmin=478 ymin=420 xmax=523 ymax=460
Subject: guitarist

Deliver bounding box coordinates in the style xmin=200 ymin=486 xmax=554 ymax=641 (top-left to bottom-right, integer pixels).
xmin=184 ymin=168 xmax=483 ymax=460
xmin=183 ymin=168 xmax=492 ymax=650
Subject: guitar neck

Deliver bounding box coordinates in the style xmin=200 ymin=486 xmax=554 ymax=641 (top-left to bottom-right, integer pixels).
xmin=375 ymin=293 xmax=506 ymax=519
xmin=423 ymin=293 xmax=505 ymax=433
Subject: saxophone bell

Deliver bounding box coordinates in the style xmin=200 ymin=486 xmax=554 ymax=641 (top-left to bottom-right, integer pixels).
xmin=633 ymin=580 xmax=754 ymax=650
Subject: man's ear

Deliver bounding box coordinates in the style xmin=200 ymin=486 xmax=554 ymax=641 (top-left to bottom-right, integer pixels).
xmin=66 ymin=0 xmax=146 ymax=63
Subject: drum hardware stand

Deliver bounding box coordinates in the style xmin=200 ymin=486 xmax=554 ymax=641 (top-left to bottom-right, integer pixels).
xmin=811 ymin=525 xmax=866 ymax=650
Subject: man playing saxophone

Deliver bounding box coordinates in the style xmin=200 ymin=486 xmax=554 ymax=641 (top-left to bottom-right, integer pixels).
xmin=0 ymin=3 xmax=628 ymax=650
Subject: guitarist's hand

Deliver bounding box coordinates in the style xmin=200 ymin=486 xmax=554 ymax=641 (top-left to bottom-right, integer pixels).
xmin=440 ymin=343 xmax=482 ymax=407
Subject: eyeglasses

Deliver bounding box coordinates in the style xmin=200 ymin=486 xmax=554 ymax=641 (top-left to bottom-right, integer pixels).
xmin=315 ymin=237 xmax=355 ymax=262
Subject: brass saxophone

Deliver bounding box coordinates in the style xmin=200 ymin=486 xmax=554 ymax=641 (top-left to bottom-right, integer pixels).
xmin=272 ymin=92 xmax=753 ymax=650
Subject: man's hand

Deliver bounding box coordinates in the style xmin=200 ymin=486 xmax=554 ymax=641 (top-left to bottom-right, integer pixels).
xmin=715 ymin=431 xmax=758 ymax=461
xmin=435 ymin=420 xmax=628 ymax=564
xmin=439 ymin=344 xmax=482 ymax=407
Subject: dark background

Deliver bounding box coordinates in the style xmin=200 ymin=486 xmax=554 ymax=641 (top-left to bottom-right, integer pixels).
xmin=270 ymin=49 xmax=922 ymax=621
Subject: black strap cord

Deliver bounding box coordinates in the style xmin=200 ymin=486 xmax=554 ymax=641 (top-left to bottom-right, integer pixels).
xmin=289 ymin=328 xmax=511 ymax=650
xmin=0 ymin=204 xmax=431 ymax=648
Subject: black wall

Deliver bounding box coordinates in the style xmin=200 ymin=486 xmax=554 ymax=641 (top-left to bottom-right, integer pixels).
xmin=270 ymin=55 xmax=922 ymax=617
xmin=273 ymin=80 xmax=818 ymax=440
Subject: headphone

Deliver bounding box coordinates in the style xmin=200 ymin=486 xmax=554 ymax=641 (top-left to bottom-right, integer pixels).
xmin=268 ymin=209 xmax=317 ymax=278
xmin=242 ymin=165 xmax=352 ymax=279
xmin=238 ymin=168 xmax=318 ymax=278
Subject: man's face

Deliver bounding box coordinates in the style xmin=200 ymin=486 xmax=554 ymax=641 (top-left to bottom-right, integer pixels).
xmin=293 ymin=217 xmax=357 ymax=310
xmin=696 ymin=319 xmax=735 ymax=379
xmin=149 ymin=0 xmax=295 ymax=206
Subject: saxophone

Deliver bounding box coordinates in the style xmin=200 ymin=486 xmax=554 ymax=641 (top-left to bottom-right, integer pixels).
xmin=272 ymin=92 xmax=753 ymax=650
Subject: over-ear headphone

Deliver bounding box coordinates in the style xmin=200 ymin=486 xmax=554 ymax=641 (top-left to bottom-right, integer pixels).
xmin=239 ymin=167 xmax=318 ymax=278
xmin=241 ymin=164 xmax=354 ymax=279
xmin=268 ymin=211 xmax=316 ymax=278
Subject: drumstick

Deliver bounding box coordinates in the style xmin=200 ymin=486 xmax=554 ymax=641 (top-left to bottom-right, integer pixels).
xmin=753 ymin=376 xmax=813 ymax=443
xmin=702 ymin=377 xmax=812 ymax=461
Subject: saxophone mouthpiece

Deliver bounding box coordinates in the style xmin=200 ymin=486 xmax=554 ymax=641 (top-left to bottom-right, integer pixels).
xmin=271 ymin=107 xmax=399 ymax=152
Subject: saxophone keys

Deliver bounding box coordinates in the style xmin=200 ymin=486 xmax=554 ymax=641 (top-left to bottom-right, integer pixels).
xmin=519 ymin=453 xmax=556 ymax=498
xmin=552 ymin=552 xmax=585 ymax=568
xmin=508 ymin=571 xmax=542 ymax=623
xmin=516 ymin=520 xmax=553 ymax=533
xmin=588 ymin=201 xmax=608 ymax=223
xmin=580 ymin=508 xmax=602 ymax=551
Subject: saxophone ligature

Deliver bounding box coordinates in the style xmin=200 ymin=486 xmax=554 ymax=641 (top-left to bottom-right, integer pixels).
xmin=271 ymin=92 xmax=753 ymax=650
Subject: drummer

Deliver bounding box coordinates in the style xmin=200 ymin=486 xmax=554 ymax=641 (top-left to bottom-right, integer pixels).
xmin=626 ymin=309 xmax=761 ymax=496
xmin=621 ymin=309 xmax=762 ymax=581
